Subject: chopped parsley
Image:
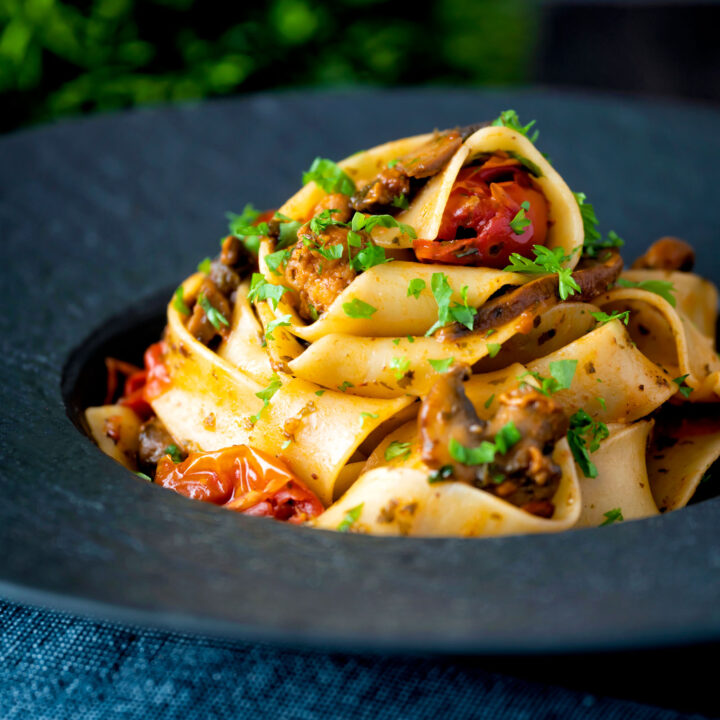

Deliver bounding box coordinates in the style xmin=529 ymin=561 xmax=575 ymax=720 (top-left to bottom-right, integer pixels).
xmin=574 ymin=192 xmax=624 ymax=257
xmin=198 ymin=293 xmax=229 ymax=330
xmin=265 ymin=314 xmax=293 ymax=341
xmin=449 ymin=421 xmax=522 ymax=466
xmin=350 ymin=211 xmax=416 ymax=239
xmin=567 ymin=409 xmax=609 ymax=478
xmin=509 ymin=201 xmax=531 ymax=235
xmin=491 ymin=109 xmax=539 ymax=143
xmin=390 ymin=356 xmax=410 ymax=380
xmin=315 ymin=243 xmax=344 ymax=261
xmin=164 ymin=444 xmax=183 ymax=463
xmin=407 ymin=278 xmax=426 ymax=299
xmin=428 ymin=357 xmax=454 ymax=373
xmin=351 ymin=243 xmax=392 ymax=272
xmin=521 ymin=359 xmax=577 ymax=395
xmin=309 ymin=208 xmax=343 ymax=235
xmin=276 ymin=218 xmax=303 ymax=250
xmin=428 ymin=465 xmax=454 ymax=483
xmin=505 ymin=245 xmax=580 ymax=301
xmin=615 ymin=278 xmax=676 ymax=307
xmin=197 ymin=257 xmax=212 ymax=275
xmin=302 ymin=157 xmax=356 ymax=196
xmin=337 ymin=503 xmax=364 ymax=532
xmin=226 ymin=205 xmax=269 ymax=255
xmin=484 ymin=393 xmax=495 ymax=409
xmin=343 ymin=298 xmax=377 ymax=319
xmin=250 ymin=374 xmax=282 ymax=424
xmin=247 ymin=273 xmax=289 ymax=310
xmin=360 ymin=411 xmax=379 ymax=421
xmin=600 ymin=508 xmax=623 ymax=526
xmin=338 ymin=381 xmax=354 ymax=392
xmin=597 ymin=396 xmax=607 ymax=411
xmin=387 ymin=158 xmax=400 ymax=168
xmin=487 ymin=343 xmax=501 ymax=358
xmin=426 ymin=273 xmax=477 ymax=335
xmin=590 ymin=309 xmax=630 ymax=326
xmin=265 ymin=248 xmax=291 ymax=276
xmin=392 ymin=194 xmax=409 ymax=210
xmin=672 ymin=374 xmax=694 ymax=399
xmin=314 ymin=389 xmax=325 ymax=397
xmin=281 ymin=439 xmax=292 ymax=450
xmin=385 ymin=440 xmax=412 ymax=461
xmin=134 ymin=471 xmax=152 ymax=481
xmin=173 ymin=286 xmax=191 ymax=316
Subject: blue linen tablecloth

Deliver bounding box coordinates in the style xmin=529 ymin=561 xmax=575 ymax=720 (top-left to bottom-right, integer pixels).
xmin=0 ymin=599 xmax=714 ymax=720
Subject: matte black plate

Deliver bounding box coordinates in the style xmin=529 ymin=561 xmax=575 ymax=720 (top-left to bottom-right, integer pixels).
xmin=2 ymin=89 xmax=720 ymax=655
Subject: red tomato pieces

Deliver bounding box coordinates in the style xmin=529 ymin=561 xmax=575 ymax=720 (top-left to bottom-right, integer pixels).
xmin=108 ymin=341 xmax=170 ymax=420
xmin=413 ymin=157 xmax=548 ymax=268
xmin=155 ymin=445 xmax=324 ymax=524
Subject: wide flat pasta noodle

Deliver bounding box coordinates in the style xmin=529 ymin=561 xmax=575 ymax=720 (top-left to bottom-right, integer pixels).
xmin=313 ymin=439 xmax=581 ymax=537
xmin=153 ymin=287 xmax=413 ymax=504
xmin=647 ymin=417 xmax=720 ymax=512
xmin=277 ymin=262 xmax=528 ymax=342
xmin=575 ymin=421 xmax=659 ymax=528
xmin=289 ymin=313 xmax=531 ymax=399
xmin=527 ymin=319 xmax=675 ymax=422
xmin=596 ymin=284 xmax=720 ymax=402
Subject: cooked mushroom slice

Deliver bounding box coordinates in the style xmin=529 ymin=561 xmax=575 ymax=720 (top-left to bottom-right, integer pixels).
xmin=632 ymin=236 xmax=695 ymax=272
xmin=437 ymin=248 xmax=623 ymax=341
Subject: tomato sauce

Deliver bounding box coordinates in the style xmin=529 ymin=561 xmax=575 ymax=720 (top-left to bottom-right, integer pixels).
xmin=414 ymin=155 xmax=548 ymax=268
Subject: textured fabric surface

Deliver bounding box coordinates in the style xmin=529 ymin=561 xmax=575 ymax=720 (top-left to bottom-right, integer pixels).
xmin=0 ymin=599 xmax=714 ymax=720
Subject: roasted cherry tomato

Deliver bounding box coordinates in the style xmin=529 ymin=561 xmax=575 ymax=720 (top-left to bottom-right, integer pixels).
xmin=155 ymin=445 xmax=324 ymax=524
xmin=115 ymin=341 xmax=170 ymax=419
xmin=413 ymin=157 xmax=548 ymax=268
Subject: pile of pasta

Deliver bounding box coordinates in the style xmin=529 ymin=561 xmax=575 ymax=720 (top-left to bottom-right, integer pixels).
xmin=86 ymin=114 xmax=720 ymax=537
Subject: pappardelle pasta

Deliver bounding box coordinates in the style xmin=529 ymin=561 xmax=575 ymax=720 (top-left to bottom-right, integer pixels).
xmin=85 ymin=111 xmax=720 ymax=537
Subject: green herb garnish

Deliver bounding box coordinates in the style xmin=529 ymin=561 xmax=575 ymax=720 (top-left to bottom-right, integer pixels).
xmin=600 ymin=508 xmax=623 ymax=526
xmin=390 ymin=356 xmax=410 ymax=380
xmin=590 ymin=310 xmax=630 ymax=326
xmin=491 ymin=110 xmax=539 ymax=143
xmin=265 ymin=314 xmax=293 ymax=341
xmin=247 ymin=273 xmax=289 ymax=310
xmin=302 ymin=157 xmax=356 ymax=196
xmin=425 ymin=273 xmax=477 ymax=335
xmin=509 ymin=201 xmax=531 ymax=235
xmin=164 ymin=444 xmax=183 ymax=463
xmin=615 ymin=278 xmax=676 ymax=307
xmin=407 ymin=278 xmax=426 ymax=299
xmin=173 ymin=286 xmax=191 ymax=316
xmin=343 ymin=298 xmax=377 ymax=319
xmin=567 ymin=409 xmax=609 ymax=478
xmin=428 ymin=357 xmax=454 ymax=373
xmin=505 ymin=245 xmax=580 ymax=301
xmin=249 ymin=374 xmax=282 ymax=424
xmin=385 ymin=441 xmax=412 ymax=461
xmin=198 ymin=293 xmax=229 ymax=330
xmin=337 ymin=503 xmax=364 ymax=532
xmin=672 ymin=374 xmax=694 ymax=399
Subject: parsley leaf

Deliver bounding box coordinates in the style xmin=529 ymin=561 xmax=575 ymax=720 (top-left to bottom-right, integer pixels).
xmin=487 ymin=343 xmax=501 ymax=358
xmin=250 ymin=374 xmax=282 ymax=424
xmin=504 ymin=245 xmax=580 ymax=300
xmin=247 ymin=273 xmax=289 ymax=310
xmin=314 ymin=389 xmax=325 ymax=397
xmin=615 ymin=278 xmax=676 ymax=307
xmin=265 ymin=249 xmax=291 ymax=276
xmin=390 ymin=356 xmax=410 ymax=380
xmin=425 ymin=273 xmax=477 ymax=335
xmin=521 ymin=359 xmax=577 ymax=396
xmin=226 ymin=205 xmax=269 ymax=255
xmin=590 ymin=309 xmax=630 ymax=326
xmin=600 ymin=508 xmax=623 ymax=526
xmin=428 ymin=357 xmax=454 ymax=373
xmin=134 ymin=471 xmax=152 ymax=481
xmin=428 ymin=465 xmax=454 ymax=483
xmin=407 ymin=278 xmax=426 ymax=299
xmin=449 ymin=421 xmax=522 ymax=466
xmin=573 ymin=193 xmax=625 ymax=257
xmin=338 ymin=381 xmax=354 ymax=392
xmin=351 ymin=211 xmax=416 ymax=239
xmin=484 ymin=393 xmax=495 ymax=409
xmin=265 ymin=314 xmax=293 ymax=341
xmin=509 ymin=201 xmax=531 ymax=235
xmin=567 ymin=409 xmax=609 ymax=478
xmin=173 ymin=286 xmax=190 ymax=316
xmin=337 ymin=503 xmax=364 ymax=532
xmin=198 ymin=293 xmax=229 ymax=330
xmin=392 ymin=194 xmax=409 ymax=210
xmin=164 ymin=444 xmax=183 ymax=463
xmin=351 ymin=243 xmax=392 ymax=272
xmin=276 ymin=219 xmax=303 ymax=250
xmin=343 ymin=298 xmax=377 ymax=319
xmin=197 ymin=257 xmax=212 ymax=275
xmin=315 ymin=243 xmax=344 ymax=261
xmin=491 ymin=110 xmax=539 ymax=143
xmin=360 ymin=411 xmax=379 ymax=421
xmin=302 ymin=157 xmax=356 ymax=196
xmin=309 ymin=208 xmax=343 ymax=235
xmin=672 ymin=374 xmax=694 ymax=399
xmin=385 ymin=441 xmax=412 ymax=461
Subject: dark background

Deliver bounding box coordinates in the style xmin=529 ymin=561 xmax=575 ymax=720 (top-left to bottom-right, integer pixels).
xmin=1 ymin=0 xmax=718 ymax=134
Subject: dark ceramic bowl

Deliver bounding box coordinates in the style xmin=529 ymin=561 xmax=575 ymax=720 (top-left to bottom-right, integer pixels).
xmin=2 ymin=89 xmax=719 ymax=654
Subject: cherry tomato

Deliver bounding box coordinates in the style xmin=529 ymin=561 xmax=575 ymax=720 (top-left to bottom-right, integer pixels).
xmin=117 ymin=341 xmax=170 ymax=419
xmin=155 ymin=445 xmax=324 ymax=524
xmin=413 ymin=159 xmax=548 ymax=268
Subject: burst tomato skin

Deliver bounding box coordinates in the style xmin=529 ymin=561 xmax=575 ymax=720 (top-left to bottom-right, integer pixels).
xmin=413 ymin=162 xmax=548 ymax=268
xmin=117 ymin=341 xmax=170 ymax=419
xmin=154 ymin=445 xmax=324 ymax=524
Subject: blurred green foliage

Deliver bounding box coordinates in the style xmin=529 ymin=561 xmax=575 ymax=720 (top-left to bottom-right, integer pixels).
xmin=0 ymin=0 xmax=537 ymax=132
